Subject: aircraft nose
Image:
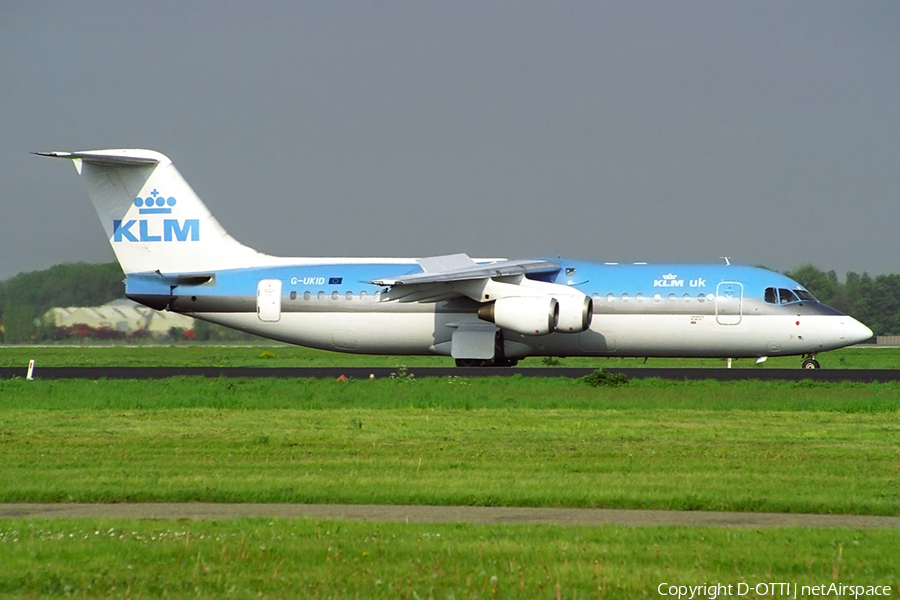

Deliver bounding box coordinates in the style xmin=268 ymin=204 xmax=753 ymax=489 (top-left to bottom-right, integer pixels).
xmin=844 ymin=317 xmax=873 ymax=345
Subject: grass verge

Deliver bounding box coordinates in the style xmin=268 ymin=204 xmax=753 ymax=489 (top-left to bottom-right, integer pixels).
xmin=0 ymin=519 xmax=896 ymax=599
xmin=2 ymin=376 xmax=900 ymax=412
xmin=1 ymin=403 xmax=898 ymax=513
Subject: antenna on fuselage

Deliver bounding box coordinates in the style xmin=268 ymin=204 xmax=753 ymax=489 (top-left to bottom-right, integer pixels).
xmin=720 ymin=257 xmax=731 ymax=266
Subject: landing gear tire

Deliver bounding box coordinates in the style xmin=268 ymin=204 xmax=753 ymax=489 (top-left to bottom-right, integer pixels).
xmin=454 ymin=358 xmax=518 ymax=368
xmin=802 ymin=358 xmax=820 ymax=369
xmin=455 ymin=358 xmax=483 ymax=367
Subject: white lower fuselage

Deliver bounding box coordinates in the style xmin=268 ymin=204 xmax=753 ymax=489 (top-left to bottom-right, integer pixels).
xmin=188 ymin=308 xmax=866 ymax=360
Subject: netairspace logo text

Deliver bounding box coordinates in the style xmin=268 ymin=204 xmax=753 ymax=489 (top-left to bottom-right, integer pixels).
xmin=658 ymin=582 xmax=892 ymax=599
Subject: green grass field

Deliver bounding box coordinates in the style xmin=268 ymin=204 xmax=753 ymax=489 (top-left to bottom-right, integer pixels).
xmin=0 ymin=343 xmax=896 ymax=369
xmin=1 ymin=347 xmax=898 ymax=597
xmin=1 ymin=519 xmax=896 ymax=599
xmin=1 ymin=377 xmax=898 ymax=513
xmin=2 ymin=405 xmax=900 ymax=514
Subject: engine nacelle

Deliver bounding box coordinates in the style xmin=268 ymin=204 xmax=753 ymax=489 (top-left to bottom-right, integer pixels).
xmin=477 ymin=296 xmax=559 ymax=336
xmin=555 ymin=295 xmax=593 ymax=333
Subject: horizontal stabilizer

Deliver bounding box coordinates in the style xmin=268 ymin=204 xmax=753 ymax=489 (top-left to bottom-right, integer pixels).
xmin=34 ymin=150 xmax=164 ymax=168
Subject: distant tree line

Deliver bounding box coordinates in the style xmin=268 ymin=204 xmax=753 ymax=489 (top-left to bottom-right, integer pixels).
xmin=0 ymin=262 xmax=256 ymax=343
xmin=1 ymin=262 xmax=899 ymax=343
xmin=0 ymin=262 xmax=125 ymax=343
xmin=782 ymin=265 xmax=900 ymax=338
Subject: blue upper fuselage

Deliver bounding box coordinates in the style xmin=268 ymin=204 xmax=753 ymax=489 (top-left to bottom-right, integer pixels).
xmin=125 ymin=259 xmax=810 ymax=306
xmin=543 ymin=260 xmax=806 ymax=300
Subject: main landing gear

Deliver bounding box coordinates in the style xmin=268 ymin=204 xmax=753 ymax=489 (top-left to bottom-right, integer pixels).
xmin=454 ymin=329 xmax=518 ymax=367
xmin=801 ymin=354 xmax=821 ymax=369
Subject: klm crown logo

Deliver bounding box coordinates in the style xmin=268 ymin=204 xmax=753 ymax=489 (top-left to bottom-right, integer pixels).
xmin=113 ymin=189 xmax=200 ymax=243
xmin=135 ymin=189 xmax=176 ymax=214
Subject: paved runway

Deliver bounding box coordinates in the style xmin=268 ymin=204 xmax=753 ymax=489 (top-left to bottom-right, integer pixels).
xmin=1 ymin=503 xmax=898 ymax=529
xmin=2 ymin=366 xmax=900 ymax=382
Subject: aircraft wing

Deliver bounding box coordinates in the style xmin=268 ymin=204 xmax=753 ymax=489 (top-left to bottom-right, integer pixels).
xmin=372 ymin=253 xmax=561 ymax=303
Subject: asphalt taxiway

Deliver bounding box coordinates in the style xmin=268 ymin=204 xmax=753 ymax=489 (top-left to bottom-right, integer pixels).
xmin=2 ymin=366 xmax=899 ymax=382
xmin=2 ymin=504 xmax=898 ymax=529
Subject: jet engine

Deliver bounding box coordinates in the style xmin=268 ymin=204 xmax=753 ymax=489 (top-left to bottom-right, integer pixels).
xmin=554 ymin=295 xmax=593 ymax=333
xmin=477 ymin=296 xmax=559 ymax=336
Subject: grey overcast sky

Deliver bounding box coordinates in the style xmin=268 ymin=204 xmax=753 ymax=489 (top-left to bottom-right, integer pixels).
xmin=2 ymin=2 xmax=899 ymax=282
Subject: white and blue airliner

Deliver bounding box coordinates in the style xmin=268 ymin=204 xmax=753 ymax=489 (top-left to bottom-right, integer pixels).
xmin=40 ymin=149 xmax=873 ymax=368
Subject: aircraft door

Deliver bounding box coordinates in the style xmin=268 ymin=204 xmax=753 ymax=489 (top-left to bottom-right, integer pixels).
xmin=257 ymin=279 xmax=282 ymax=322
xmin=715 ymin=281 xmax=742 ymax=325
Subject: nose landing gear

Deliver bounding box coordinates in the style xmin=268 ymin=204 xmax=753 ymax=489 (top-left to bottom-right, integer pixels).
xmin=801 ymin=354 xmax=820 ymax=369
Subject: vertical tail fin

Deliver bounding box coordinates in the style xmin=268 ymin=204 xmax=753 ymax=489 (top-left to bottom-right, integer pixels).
xmin=37 ymin=149 xmax=266 ymax=274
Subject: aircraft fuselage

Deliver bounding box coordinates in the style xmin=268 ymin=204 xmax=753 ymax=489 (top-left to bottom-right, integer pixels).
xmin=127 ymin=260 xmax=871 ymax=360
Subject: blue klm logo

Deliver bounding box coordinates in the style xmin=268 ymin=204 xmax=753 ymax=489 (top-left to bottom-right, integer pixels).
xmin=113 ymin=189 xmax=200 ymax=243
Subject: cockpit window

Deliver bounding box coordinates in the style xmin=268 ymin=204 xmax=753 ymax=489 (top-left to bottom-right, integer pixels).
xmin=778 ymin=288 xmax=798 ymax=304
xmin=765 ymin=287 xmax=816 ymax=304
